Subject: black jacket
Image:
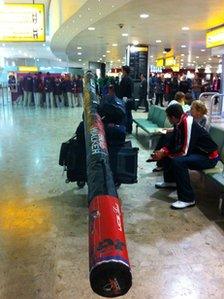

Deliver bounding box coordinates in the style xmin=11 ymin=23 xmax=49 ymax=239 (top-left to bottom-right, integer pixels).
xmin=119 ymin=75 xmax=133 ymax=99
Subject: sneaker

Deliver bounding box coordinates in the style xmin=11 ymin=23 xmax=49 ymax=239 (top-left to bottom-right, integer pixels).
xmin=171 ymin=200 xmax=196 ymax=210
xmin=152 ymin=166 xmax=163 ymax=172
xmin=155 ymin=182 xmax=177 ymax=189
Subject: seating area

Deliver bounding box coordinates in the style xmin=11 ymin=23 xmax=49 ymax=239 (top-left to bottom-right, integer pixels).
xmin=133 ymin=105 xmax=172 ymax=136
xmin=203 ymin=125 xmax=224 ymax=214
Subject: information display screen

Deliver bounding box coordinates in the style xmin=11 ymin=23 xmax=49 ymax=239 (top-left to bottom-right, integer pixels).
xmin=129 ymin=46 xmax=148 ymax=80
xmin=0 ymin=4 xmax=45 ymax=42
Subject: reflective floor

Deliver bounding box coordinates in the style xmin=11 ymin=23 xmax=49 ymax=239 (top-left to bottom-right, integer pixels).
xmin=0 ymin=104 xmax=224 ymax=299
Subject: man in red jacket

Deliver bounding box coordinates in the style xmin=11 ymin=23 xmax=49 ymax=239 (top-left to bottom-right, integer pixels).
xmin=150 ymin=104 xmax=219 ymax=209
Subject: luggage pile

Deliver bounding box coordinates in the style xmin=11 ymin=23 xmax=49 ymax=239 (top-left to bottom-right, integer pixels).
xmin=59 ymin=95 xmax=139 ymax=188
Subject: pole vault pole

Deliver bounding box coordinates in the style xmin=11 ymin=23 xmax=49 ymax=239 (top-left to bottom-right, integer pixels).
xmin=83 ymin=71 xmax=132 ymax=297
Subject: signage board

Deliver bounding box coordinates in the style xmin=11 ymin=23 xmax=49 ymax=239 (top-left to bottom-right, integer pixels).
xmin=0 ymin=4 xmax=45 ymax=42
xmin=18 ymin=66 xmax=38 ymax=73
xmin=206 ymin=26 xmax=224 ymax=48
xmin=156 ymin=58 xmax=164 ymax=67
xmin=165 ymin=56 xmax=176 ymax=67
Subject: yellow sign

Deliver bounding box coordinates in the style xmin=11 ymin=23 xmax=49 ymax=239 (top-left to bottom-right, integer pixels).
xmin=0 ymin=4 xmax=45 ymax=42
xmin=165 ymin=56 xmax=176 ymax=67
xmin=171 ymin=64 xmax=180 ymax=72
xmin=156 ymin=58 xmax=164 ymax=67
xmin=206 ymin=26 xmax=224 ymax=48
xmin=18 ymin=66 xmax=38 ymax=73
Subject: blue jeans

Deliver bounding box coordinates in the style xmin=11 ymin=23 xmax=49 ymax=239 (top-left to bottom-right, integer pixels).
xmin=163 ymin=155 xmax=218 ymax=202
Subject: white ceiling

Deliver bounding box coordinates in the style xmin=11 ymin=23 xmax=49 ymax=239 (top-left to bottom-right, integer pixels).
xmin=1 ymin=0 xmax=224 ymax=70
xmin=51 ymin=0 xmax=224 ymax=69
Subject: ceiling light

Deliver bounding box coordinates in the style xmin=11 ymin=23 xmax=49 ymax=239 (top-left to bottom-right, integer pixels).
xmin=118 ymin=59 xmax=121 ymax=62
xmin=90 ymin=18 xmax=93 ymax=22
xmin=78 ymin=59 xmax=82 ymax=61
xmin=99 ymin=12 xmax=102 ymax=15
xmin=181 ymin=45 xmax=186 ymax=48
xmin=97 ymin=60 xmax=100 ymax=62
xmin=36 ymin=58 xmax=39 ymax=62
xmin=182 ymin=26 xmax=189 ymax=31
xmin=77 ymin=52 xmax=82 ymax=55
xmin=77 ymin=46 xmax=82 ymax=50
xmin=150 ymin=55 xmax=153 ymax=58
xmin=163 ymin=51 xmax=166 ymax=54
xmin=106 ymin=50 xmax=110 ymax=53
xmin=156 ymin=40 xmax=162 ymax=43
xmin=133 ymin=40 xmax=139 ymax=45
xmin=122 ymin=33 xmax=128 ymax=37
xmin=88 ymin=27 xmax=95 ymax=31
xmin=140 ymin=14 xmax=149 ymax=19
xmin=83 ymin=63 xmax=86 ymax=66
xmin=79 ymin=14 xmax=82 ymax=18
xmin=196 ymin=56 xmax=199 ymax=58
xmin=102 ymin=55 xmax=106 ymax=57
xmin=87 ymin=7 xmax=91 ymax=11
xmin=181 ymin=54 xmax=185 ymax=56
xmin=43 ymin=43 xmax=46 ymax=47
xmin=217 ymin=55 xmax=221 ymax=58
xmin=2 ymin=43 xmax=5 ymax=47
xmin=201 ymin=49 xmax=205 ymax=52
xmin=112 ymin=43 xmax=118 ymax=47
xmin=59 ymin=59 xmax=62 ymax=62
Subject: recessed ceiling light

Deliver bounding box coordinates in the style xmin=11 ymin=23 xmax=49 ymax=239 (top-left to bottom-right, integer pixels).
xmin=133 ymin=40 xmax=139 ymax=45
xmin=150 ymin=55 xmax=153 ymax=58
xmin=87 ymin=7 xmax=91 ymax=11
xmin=181 ymin=45 xmax=186 ymax=48
xmin=208 ymin=58 xmax=212 ymax=60
xmin=43 ymin=43 xmax=46 ymax=47
xmin=182 ymin=26 xmax=189 ymax=31
xmin=2 ymin=43 xmax=5 ymax=47
xmin=83 ymin=63 xmax=86 ymax=65
xmin=122 ymin=33 xmax=128 ymax=37
xmin=36 ymin=58 xmax=39 ymax=62
xmin=181 ymin=59 xmax=184 ymax=62
xmin=97 ymin=60 xmax=100 ymax=62
xmin=77 ymin=46 xmax=82 ymax=50
xmin=117 ymin=59 xmax=121 ymax=62
xmin=77 ymin=52 xmax=82 ymax=55
xmin=196 ymin=56 xmax=199 ymax=58
xmin=79 ymin=14 xmax=82 ymax=18
xmin=163 ymin=51 xmax=166 ymax=54
xmin=201 ymin=49 xmax=205 ymax=52
xmin=78 ymin=58 xmax=82 ymax=61
xmin=156 ymin=40 xmax=162 ymax=43
xmin=112 ymin=43 xmax=118 ymax=47
xmin=106 ymin=50 xmax=110 ymax=53
xmin=102 ymin=54 xmax=106 ymax=57
xmin=99 ymin=12 xmax=102 ymax=15
xmin=99 ymin=58 xmax=102 ymax=60
xmin=112 ymin=5 xmax=115 ymax=8
xmin=88 ymin=27 xmax=95 ymax=31
xmin=181 ymin=54 xmax=185 ymax=56
xmin=140 ymin=13 xmax=149 ymax=19
xmin=217 ymin=55 xmax=221 ymax=58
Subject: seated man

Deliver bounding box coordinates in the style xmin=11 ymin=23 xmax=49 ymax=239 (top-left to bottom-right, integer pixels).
xmin=150 ymin=104 xmax=219 ymax=209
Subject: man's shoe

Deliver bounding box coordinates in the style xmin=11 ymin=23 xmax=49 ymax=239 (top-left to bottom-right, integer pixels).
xmin=155 ymin=182 xmax=176 ymax=189
xmin=152 ymin=166 xmax=163 ymax=172
xmin=171 ymin=200 xmax=196 ymax=209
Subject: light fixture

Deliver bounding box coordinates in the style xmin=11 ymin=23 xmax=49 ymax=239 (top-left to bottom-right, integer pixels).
xmin=112 ymin=43 xmax=118 ymax=47
xmin=102 ymin=54 xmax=106 ymax=57
xmin=132 ymin=40 xmax=139 ymax=45
xmin=122 ymin=33 xmax=128 ymax=37
xmin=77 ymin=52 xmax=82 ymax=55
xmin=156 ymin=40 xmax=162 ymax=43
xmin=150 ymin=55 xmax=153 ymax=58
xmin=208 ymin=58 xmax=212 ymax=60
xmin=77 ymin=46 xmax=82 ymax=50
xmin=181 ymin=45 xmax=186 ymax=48
xmin=201 ymin=49 xmax=205 ymax=52
xmin=181 ymin=54 xmax=185 ymax=56
xmin=182 ymin=26 xmax=189 ymax=31
xmin=79 ymin=14 xmax=82 ymax=18
xmin=88 ymin=27 xmax=95 ymax=31
xmin=140 ymin=13 xmax=149 ymax=19
xmin=43 ymin=43 xmax=46 ymax=47
xmin=106 ymin=50 xmax=111 ymax=53
xmin=196 ymin=56 xmax=199 ymax=58
xmin=78 ymin=58 xmax=82 ymax=61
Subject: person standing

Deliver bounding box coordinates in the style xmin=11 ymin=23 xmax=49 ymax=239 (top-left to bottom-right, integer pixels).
xmin=44 ymin=72 xmax=55 ymax=108
xmin=65 ymin=74 xmax=75 ymax=108
xmin=119 ymin=65 xmax=134 ymax=134
xmin=179 ymin=75 xmax=191 ymax=94
xmin=23 ymin=73 xmax=33 ymax=107
xmin=139 ymin=73 xmax=148 ymax=112
xmin=54 ymin=77 xmax=64 ymax=107
xmin=192 ymin=74 xmax=202 ymax=100
xmin=33 ymin=72 xmax=43 ymax=107
xmin=155 ymin=75 xmax=164 ymax=106
xmin=76 ymin=75 xmax=83 ymax=107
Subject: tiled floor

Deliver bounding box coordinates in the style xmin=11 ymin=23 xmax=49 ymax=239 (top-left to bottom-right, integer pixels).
xmin=0 ymin=104 xmax=224 ymax=299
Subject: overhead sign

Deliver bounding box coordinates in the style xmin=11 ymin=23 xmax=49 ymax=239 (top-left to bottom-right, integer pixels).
xmin=165 ymin=56 xmax=176 ymax=67
xmin=206 ymin=26 xmax=224 ymax=48
xmin=156 ymin=58 xmax=164 ymax=67
xmin=18 ymin=66 xmax=38 ymax=73
xmin=171 ymin=64 xmax=180 ymax=72
xmin=0 ymin=4 xmax=45 ymax=42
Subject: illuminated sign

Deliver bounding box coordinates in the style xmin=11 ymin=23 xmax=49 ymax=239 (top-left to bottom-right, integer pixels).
xmin=165 ymin=56 xmax=176 ymax=67
xmin=171 ymin=64 xmax=180 ymax=72
xmin=0 ymin=4 xmax=45 ymax=42
xmin=156 ymin=58 xmax=164 ymax=67
xmin=18 ymin=66 xmax=38 ymax=73
xmin=206 ymin=26 xmax=224 ymax=48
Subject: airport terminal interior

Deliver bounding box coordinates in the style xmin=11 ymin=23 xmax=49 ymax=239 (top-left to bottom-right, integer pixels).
xmin=1 ymin=0 xmax=224 ymax=298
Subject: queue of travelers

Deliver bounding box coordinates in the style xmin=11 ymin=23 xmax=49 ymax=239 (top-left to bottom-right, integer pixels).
xmin=10 ymin=72 xmax=84 ymax=108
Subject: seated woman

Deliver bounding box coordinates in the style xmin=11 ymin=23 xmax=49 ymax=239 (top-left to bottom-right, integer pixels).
xmin=190 ymin=100 xmax=208 ymax=128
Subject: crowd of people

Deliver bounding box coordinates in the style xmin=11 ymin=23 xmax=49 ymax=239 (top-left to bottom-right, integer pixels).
xmin=9 ymin=72 xmax=84 ymax=108
xmin=138 ymin=72 xmax=221 ymax=112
